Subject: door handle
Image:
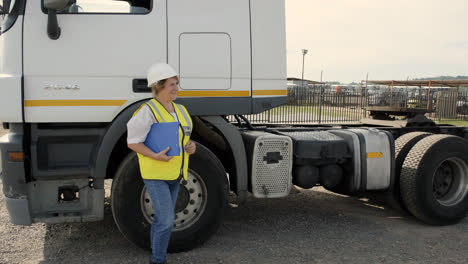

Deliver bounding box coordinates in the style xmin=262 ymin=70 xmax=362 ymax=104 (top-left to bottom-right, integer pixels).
xmin=133 ymin=79 xmax=151 ymax=93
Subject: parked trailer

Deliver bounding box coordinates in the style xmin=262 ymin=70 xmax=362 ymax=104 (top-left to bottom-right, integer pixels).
xmin=1 ymin=0 xmax=468 ymax=252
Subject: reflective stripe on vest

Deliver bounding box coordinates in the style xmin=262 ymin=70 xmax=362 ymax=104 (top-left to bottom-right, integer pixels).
xmin=146 ymin=100 xmax=165 ymax=122
xmin=134 ymin=99 xmax=192 ymax=181
xmin=175 ymin=104 xmax=192 ymax=131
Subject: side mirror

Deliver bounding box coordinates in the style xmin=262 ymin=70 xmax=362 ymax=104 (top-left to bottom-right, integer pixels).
xmin=43 ymin=0 xmax=75 ymax=40
xmin=44 ymin=0 xmax=74 ymax=10
xmin=0 ymin=0 xmax=12 ymax=15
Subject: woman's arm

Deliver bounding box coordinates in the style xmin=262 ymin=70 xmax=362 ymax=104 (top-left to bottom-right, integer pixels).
xmin=127 ymin=105 xmax=172 ymax=162
xmin=128 ymin=143 xmax=173 ymax=162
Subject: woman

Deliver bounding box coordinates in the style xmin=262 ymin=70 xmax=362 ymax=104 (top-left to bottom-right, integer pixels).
xmin=127 ymin=63 xmax=196 ymax=264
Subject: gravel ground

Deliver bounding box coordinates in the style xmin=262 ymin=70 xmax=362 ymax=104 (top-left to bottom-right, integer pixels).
xmin=1 ymin=182 xmax=467 ymax=264
xmin=1 ymin=129 xmax=468 ymax=263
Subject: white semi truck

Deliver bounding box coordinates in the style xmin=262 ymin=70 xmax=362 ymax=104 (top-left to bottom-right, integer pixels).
xmin=1 ymin=0 xmax=468 ymax=252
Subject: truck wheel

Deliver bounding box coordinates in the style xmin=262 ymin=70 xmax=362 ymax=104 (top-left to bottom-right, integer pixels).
xmin=390 ymin=132 xmax=431 ymax=211
xmin=111 ymin=143 xmax=228 ymax=252
xmin=400 ymin=135 xmax=468 ymax=225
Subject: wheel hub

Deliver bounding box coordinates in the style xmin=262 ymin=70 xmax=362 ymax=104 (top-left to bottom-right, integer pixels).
xmin=432 ymin=158 xmax=468 ymax=207
xmin=175 ymin=185 xmax=190 ymax=213
xmin=140 ymin=170 xmax=208 ymax=232
xmin=433 ymin=163 xmax=455 ymax=199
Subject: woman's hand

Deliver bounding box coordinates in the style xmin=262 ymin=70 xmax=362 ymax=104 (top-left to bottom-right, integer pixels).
xmin=128 ymin=143 xmax=173 ymax=162
xmin=155 ymin=147 xmax=173 ymax=162
xmin=185 ymin=140 xmax=196 ymax=155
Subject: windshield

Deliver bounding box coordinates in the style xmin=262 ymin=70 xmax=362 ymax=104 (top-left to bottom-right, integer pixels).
xmin=1 ymin=0 xmax=23 ymax=35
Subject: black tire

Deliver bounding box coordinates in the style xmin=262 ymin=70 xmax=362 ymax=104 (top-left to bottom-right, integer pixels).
xmin=400 ymin=135 xmax=468 ymax=225
xmin=111 ymin=143 xmax=228 ymax=252
xmin=389 ymin=132 xmax=431 ymax=212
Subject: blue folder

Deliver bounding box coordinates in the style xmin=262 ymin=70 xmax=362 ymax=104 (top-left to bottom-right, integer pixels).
xmin=144 ymin=122 xmax=181 ymax=156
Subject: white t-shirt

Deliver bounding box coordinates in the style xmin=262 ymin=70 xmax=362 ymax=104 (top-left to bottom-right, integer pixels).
xmin=127 ymin=104 xmax=178 ymax=144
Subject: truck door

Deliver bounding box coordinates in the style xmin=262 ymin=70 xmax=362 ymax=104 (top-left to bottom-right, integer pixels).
xmin=22 ymin=0 xmax=166 ymax=123
xmin=0 ymin=0 xmax=25 ymax=122
xmin=167 ymin=0 xmax=252 ymax=114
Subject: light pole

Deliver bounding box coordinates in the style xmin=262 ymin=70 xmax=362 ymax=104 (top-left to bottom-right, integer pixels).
xmin=318 ymin=69 xmax=324 ymax=124
xmin=301 ymin=49 xmax=308 ymax=88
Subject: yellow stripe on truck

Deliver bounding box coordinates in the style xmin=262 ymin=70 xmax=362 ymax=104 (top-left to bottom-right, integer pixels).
xmin=367 ymin=152 xmax=384 ymax=159
xmin=177 ymin=91 xmax=250 ymax=97
xmin=177 ymin=90 xmax=287 ymax=97
xmin=252 ymin=90 xmax=288 ymax=96
xmin=24 ymin=90 xmax=287 ymax=106
xmin=24 ymin=100 xmax=127 ymax=107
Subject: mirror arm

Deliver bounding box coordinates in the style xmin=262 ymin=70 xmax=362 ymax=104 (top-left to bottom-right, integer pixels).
xmin=47 ymin=9 xmax=61 ymax=40
xmin=0 ymin=0 xmax=11 ymax=15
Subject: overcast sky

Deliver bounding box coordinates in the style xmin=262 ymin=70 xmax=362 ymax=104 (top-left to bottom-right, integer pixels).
xmin=286 ymin=0 xmax=468 ymax=83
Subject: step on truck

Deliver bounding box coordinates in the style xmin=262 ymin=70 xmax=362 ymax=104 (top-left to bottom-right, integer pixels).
xmin=1 ymin=0 xmax=468 ymax=252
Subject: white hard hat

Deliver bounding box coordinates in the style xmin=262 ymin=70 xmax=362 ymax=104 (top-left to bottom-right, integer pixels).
xmin=146 ymin=63 xmax=178 ymax=87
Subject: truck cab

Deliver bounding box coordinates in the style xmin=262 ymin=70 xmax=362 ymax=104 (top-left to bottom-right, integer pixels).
xmin=0 ymin=0 xmax=288 ymax=251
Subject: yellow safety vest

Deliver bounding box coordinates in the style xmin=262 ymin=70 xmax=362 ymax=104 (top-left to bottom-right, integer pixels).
xmin=133 ymin=99 xmax=193 ymax=181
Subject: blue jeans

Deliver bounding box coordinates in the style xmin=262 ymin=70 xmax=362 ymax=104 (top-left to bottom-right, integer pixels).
xmin=144 ymin=179 xmax=180 ymax=263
